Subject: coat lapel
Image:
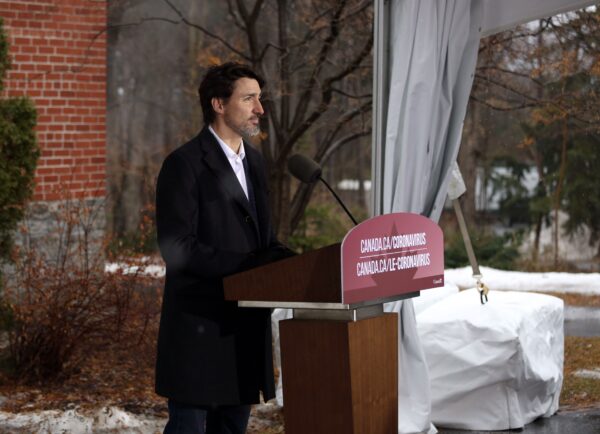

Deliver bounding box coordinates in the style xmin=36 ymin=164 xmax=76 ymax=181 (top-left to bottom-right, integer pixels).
xmin=244 ymin=145 xmax=271 ymax=248
xmin=197 ymin=128 xmax=261 ymax=239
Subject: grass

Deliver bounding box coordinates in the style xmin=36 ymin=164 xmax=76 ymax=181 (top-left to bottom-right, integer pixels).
xmin=0 ymin=294 xmax=598 ymax=431
xmin=542 ymin=292 xmax=600 ymax=308
xmin=561 ymin=336 xmax=600 ymax=408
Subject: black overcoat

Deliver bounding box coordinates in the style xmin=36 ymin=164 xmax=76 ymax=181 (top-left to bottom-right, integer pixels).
xmin=154 ymin=127 xmax=280 ymax=406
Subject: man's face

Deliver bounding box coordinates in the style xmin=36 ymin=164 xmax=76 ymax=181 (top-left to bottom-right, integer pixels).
xmin=220 ymin=77 xmax=264 ymax=138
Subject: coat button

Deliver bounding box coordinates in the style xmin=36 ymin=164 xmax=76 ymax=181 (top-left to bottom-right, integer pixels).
xmin=245 ymin=215 xmax=251 ymax=223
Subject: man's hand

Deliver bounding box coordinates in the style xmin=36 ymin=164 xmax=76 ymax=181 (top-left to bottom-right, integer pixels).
xmin=241 ymin=246 xmax=296 ymax=271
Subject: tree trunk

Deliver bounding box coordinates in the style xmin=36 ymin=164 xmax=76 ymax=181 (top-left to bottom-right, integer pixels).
xmin=458 ymin=101 xmax=484 ymax=226
xmin=553 ymin=117 xmax=569 ymax=269
xmin=532 ymin=214 xmax=542 ymax=262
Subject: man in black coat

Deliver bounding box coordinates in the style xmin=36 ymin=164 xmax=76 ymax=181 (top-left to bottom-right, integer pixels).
xmin=155 ymin=63 xmax=291 ymax=434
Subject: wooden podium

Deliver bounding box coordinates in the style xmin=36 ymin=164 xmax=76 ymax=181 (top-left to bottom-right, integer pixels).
xmin=224 ymin=213 xmax=444 ymax=434
xmin=224 ymin=245 xmax=403 ymax=434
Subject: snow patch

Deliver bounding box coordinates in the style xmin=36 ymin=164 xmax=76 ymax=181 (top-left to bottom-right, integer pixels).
xmin=445 ymin=266 xmax=600 ymax=295
xmin=0 ymin=407 xmax=165 ymax=434
xmin=105 ymin=261 xmax=165 ymax=278
xmin=574 ymin=368 xmax=600 ymax=380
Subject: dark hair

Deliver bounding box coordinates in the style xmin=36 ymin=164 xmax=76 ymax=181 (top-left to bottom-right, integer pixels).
xmin=198 ymin=62 xmax=265 ymax=125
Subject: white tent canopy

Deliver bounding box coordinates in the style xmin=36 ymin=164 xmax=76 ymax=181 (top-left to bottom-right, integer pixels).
xmin=372 ymin=1 xmax=599 ymax=433
xmin=481 ymin=0 xmax=598 ymax=37
xmin=372 ymin=0 xmax=600 ymax=214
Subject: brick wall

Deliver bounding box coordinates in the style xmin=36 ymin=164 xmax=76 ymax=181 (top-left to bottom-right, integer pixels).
xmin=0 ymin=0 xmax=107 ymax=201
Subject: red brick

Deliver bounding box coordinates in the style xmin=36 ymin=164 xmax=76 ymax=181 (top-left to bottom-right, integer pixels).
xmin=17 ymin=12 xmax=36 ymax=20
xmin=14 ymin=37 xmax=30 ymax=45
xmin=4 ymin=0 xmax=107 ymax=201
xmin=20 ymin=44 xmax=37 ymax=53
xmin=28 ymin=20 xmax=43 ymax=29
xmin=14 ymin=54 xmax=31 ymax=62
xmin=38 ymin=46 xmax=54 ymax=54
xmin=9 ymin=19 xmax=28 ymax=27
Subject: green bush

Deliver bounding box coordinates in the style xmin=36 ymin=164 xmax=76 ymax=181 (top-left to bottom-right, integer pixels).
xmin=0 ymin=18 xmax=39 ymax=262
xmin=445 ymin=229 xmax=522 ymax=270
xmin=288 ymin=203 xmax=361 ymax=253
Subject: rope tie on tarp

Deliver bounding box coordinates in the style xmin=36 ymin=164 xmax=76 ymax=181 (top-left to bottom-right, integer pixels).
xmin=448 ymin=162 xmax=490 ymax=305
xmin=473 ymin=274 xmax=489 ymax=305
xmin=452 ymin=200 xmax=490 ymax=305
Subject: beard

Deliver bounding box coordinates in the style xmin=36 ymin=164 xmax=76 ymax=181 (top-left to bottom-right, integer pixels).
xmin=225 ymin=115 xmax=261 ymax=138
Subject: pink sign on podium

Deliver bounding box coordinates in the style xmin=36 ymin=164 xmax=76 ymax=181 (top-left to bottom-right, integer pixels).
xmin=341 ymin=212 xmax=444 ymax=305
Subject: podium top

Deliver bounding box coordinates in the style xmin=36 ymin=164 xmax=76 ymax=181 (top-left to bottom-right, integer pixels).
xmin=224 ymin=213 xmax=444 ymax=309
xmin=224 ymin=244 xmax=345 ymax=307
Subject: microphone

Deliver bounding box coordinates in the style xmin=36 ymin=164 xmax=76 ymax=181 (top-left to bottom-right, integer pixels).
xmin=287 ymin=154 xmax=358 ymax=225
xmin=287 ymin=154 xmax=322 ymax=183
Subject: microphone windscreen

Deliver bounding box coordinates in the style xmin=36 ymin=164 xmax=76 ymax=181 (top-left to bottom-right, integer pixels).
xmin=287 ymin=154 xmax=322 ymax=183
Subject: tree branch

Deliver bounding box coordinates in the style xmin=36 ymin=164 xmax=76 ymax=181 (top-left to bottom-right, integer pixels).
xmin=469 ymin=95 xmax=539 ymax=112
xmin=226 ymin=0 xmax=247 ymax=31
xmin=163 ymin=0 xmax=250 ymax=61
xmin=289 ymin=0 xmax=349 ymax=134
xmin=474 ymin=73 xmax=540 ymax=103
xmin=319 ymin=130 xmax=371 ymax=167
xmin=315 ymin=99 xmax=372 ymax=161
xmin=330 ymin=87 xmax=372 ymax=99
xmin=475 ymin=65 xmax=545 ymax=88
xmin=289 ymin=129 xmax=370 ymax=230
xmin=282 ymin=28 xmax=373 ymax=164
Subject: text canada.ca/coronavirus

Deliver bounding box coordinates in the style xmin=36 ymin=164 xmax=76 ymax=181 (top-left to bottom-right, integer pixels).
xmin=359 ymin=232 xmax=427 ymax=254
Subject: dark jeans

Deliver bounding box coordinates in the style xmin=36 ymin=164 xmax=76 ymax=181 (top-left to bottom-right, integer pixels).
xmin=163 ymin=400 xmax=252 ymax=434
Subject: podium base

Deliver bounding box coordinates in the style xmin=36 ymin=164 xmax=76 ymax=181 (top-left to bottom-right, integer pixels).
xmin=280 ymin=312 xmax=398 ymax=434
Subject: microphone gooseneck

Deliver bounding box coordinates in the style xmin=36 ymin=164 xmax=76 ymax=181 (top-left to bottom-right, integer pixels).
xmin=287 ymin=154 xmax=358 ymax=226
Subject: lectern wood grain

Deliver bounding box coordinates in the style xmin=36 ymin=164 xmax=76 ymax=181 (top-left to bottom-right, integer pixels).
xmin=224 ymin=243 xmax=341 ymax=303
xmin=280 ymin=313 xmax=398 ymax=434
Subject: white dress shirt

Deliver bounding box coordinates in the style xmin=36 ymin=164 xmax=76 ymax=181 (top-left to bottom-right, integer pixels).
xmin=209 ymin=125 xmax=249 ymax=200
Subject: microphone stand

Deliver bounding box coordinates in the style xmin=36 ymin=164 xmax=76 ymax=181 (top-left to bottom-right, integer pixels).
xmin=318 ymin=177 xmax=358 ymax=225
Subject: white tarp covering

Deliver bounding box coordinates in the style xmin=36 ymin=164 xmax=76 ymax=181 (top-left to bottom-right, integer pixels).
xmin=271 ymin=284 xmax=460 ymax=408
xmin=417 ymin=289 xmax=564 ymax=430
xmin=388 ymin=283 xmax=459 ymax=317
xmin=272 ymin=307 xmax=293 ymax=406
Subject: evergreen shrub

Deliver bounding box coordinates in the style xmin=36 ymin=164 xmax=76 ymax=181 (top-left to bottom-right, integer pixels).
xmin=0 ymin=18 xmax=39 ymax=262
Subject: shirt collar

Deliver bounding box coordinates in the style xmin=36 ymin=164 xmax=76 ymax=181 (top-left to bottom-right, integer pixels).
xmin=208 ymin=125 xmax=245 ymax=160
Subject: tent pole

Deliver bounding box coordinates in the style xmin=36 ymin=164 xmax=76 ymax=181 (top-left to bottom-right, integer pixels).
xmin=371 ymin=0 xmax=390 ymax=217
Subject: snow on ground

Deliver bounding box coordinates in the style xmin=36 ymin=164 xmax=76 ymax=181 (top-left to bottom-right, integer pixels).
xmin=86 ymin=260 xmax=599 ymax=433
xmin=445 ymin=266 xmax=600 ymax=295
xmin=104 ymin=259 xmax=165 ymax=278
xmin=103 ymin=258 xmax=600 ymax=297
xmin=574 ymin=369 xmax=600 ymax=380
xmin=0 ymin=407 xmax=165 ymax=434
xmin=105 ymin=259 xmax=600 ymax=297
xmin=0 ymin=404 xmax=281 ymax=434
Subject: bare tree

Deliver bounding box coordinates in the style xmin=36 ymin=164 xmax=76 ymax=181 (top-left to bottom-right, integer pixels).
xmin=107 ymin=0 xmax=373 ymax=242
xmin=165 ymin=0 xmax=374 ymax=239
xmin=107 ymin=0 xmax=213 ymax=238
xmin=460 ymin=11 xmax=600 ymax=264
